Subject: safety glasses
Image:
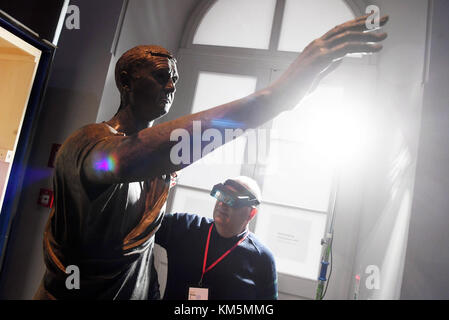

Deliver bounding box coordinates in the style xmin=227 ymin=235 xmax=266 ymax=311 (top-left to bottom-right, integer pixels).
xmin=210 ymin=182 xmax=260 ymax=208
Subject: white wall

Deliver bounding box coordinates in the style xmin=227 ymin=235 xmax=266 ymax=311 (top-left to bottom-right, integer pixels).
xmin=342 ymin=0 xmax=428 ymax=300
xmin=401 ymin=0 xmax=449 ymax=299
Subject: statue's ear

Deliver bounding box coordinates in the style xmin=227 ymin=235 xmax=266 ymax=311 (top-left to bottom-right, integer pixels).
xmin=120 ymin=71 xmax=131 ymax=91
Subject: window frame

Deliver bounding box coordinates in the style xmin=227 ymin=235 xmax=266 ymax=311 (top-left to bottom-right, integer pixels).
xmin=180 ymin=0 xmax=371 ymax=52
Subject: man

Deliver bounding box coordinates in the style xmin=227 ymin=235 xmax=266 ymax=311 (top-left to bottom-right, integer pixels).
xmin=35 ymin=14 xmax=388 ymax=299
xmin=155 ymin=176 xmax=276 ymax=300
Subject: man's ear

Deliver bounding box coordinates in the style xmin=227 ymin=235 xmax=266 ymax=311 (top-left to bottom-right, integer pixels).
xmin=249 ymin=207 xmax=258 ymax=220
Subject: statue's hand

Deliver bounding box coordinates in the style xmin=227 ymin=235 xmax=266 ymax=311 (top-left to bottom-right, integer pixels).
xmin=271 ymin=14 xmax=389 ymax=110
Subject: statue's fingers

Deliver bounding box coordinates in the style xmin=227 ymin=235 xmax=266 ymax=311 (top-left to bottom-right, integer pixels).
xmin=328 ymin=42 xmax=383 ymax=60
xmin=322 ymin=14 xmax=370 ymax=40
xmin=323 ymin=15 xmax=389 ymax=40
xmin=344 ymin=15 xmax=389 ymax=33
xmin=326 ymin=31 xmax=387 ymax=48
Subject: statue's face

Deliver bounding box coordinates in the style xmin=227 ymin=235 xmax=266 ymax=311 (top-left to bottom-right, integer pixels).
xmin=127 ymin=56 xmax=178 ymax=121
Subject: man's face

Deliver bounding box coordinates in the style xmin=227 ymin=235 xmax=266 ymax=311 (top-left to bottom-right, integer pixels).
xmin=127 ymin=56 xmax=178 ymax=121
xmin=212 ymin=184 xmax=254 ymax=238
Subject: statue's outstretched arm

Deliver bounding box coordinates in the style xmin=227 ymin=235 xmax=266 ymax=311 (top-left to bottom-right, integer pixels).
xmin=83 ymin=14 xmax=388 ymax=184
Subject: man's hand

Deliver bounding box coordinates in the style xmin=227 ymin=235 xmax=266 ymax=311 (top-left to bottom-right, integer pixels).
xmin=270 ymin=14 xmax=389 ymax=110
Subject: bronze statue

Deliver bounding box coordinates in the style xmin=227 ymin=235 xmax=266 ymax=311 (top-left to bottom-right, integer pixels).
xmin=34 ymin=14 xmax=388 ymax=299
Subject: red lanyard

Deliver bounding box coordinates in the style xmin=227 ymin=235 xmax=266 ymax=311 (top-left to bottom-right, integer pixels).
xmin=199 ymin=224 xmax=248 ymax=286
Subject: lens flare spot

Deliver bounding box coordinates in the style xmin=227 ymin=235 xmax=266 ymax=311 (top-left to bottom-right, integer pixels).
xmin=94 ymin=154 xmax=116 ymax=172
xmin=211 ymin=118 xmax=244 ymax=129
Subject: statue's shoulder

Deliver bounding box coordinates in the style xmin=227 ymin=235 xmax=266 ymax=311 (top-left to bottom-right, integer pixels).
xmin=58 ymin=123 xmax=113 ymax=155
xmin=55 ymin=123 xmax=116 ymax=169
xmin=78 ymin=122 xmax=112 ymax=136
xmin=69 ymin=122 xmax=114 ymax=141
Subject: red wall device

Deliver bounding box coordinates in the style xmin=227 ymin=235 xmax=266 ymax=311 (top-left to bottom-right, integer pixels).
xmin=37 ymin=188 xmax=54 ymax=208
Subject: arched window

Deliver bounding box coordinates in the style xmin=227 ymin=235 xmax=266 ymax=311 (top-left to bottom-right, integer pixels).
xmin=193 ymin=0 xmax=277 ymax=49
xmin=165 ymin=0 xmax=375 ymax=299
xmin=278 ymin=0 xmax=355 ymax=52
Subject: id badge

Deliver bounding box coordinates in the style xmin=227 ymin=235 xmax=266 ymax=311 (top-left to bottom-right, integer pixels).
xmin=188 ymin=287 xmax=209 ymax=300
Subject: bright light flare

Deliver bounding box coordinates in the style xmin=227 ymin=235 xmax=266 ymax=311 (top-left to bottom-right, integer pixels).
xmin=294 ymin=86 xmax=375 ymax=168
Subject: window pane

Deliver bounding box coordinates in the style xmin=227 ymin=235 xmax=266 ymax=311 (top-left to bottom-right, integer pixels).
xmin=191 ymin=72 xmax=257 ymax=113
xmin=261 ymin=85 xmax=343 ymax=211
xmin=278 ymin=0 xmax=354 ymax=52
xmin=193 ymin=0 xmax=276 ymax=49
xmin=177 ymin=136 xmax=247 ymax=190
xmin=272 ymin=86 xmax=345 ymax=143
xmin=262 ymin=139 xmax=335 ymax=212
xmin=170 ymin=186 xmax=215 ymax=219
xmin=177 ymin=71 xmax=257 ymax=189
xmin=255 ymin=203 xmax=327 ymax=279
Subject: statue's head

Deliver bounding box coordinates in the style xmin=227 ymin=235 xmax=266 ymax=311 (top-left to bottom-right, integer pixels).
xmin=115 ymin=45 xmax=178 ymax=121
